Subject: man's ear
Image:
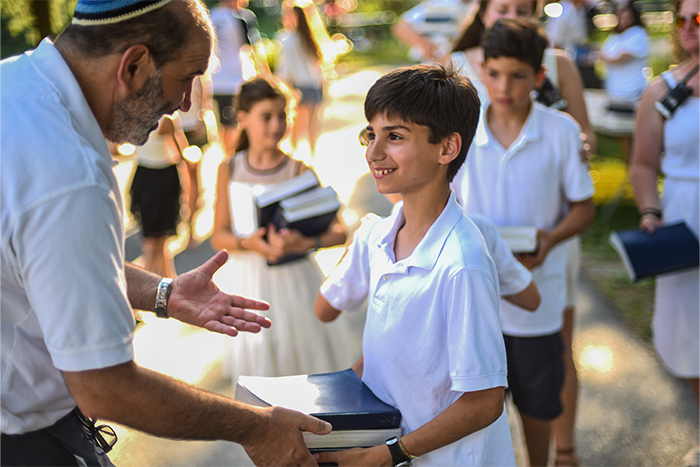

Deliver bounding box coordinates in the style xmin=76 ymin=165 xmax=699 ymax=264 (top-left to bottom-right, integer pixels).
xmin=439 ymin=132 xmax=462 ymax=166
xmin=116 ymin=44 xmax=154 ymax=98
xmin=535 ymin=65 xmax=547 ymax=89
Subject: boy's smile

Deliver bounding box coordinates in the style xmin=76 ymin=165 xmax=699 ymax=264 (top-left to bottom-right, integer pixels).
xmin=364 ymin=114 xmax=449 ymax=196
xmin=481 ymin=56 xmax=544 ymax=115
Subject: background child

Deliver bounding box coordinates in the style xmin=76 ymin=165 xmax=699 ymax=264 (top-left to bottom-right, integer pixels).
xmin=452 ymin=19 xmax=595 ymax=467
xmin=315 ymin=64 xmax=515 ymax=467
xmin=210 ymin=76 xmax=352 ymax=383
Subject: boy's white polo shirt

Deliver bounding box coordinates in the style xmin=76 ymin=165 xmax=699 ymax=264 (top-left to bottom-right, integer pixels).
xmin=321 ymin=193 xmax=515 ymax=467
xmin=453 ymin=102 xmax=594 ymax=337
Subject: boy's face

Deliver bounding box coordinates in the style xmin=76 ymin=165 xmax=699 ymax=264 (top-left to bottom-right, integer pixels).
xmin=481 ymin=56 xmax=544 ymax=114
xmin=364 ymin=113 xmax=458 ymax=196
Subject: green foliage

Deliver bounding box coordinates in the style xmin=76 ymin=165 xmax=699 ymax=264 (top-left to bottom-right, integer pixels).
xmin=1 ymin=0 xmax=76 ymax=58
xmin=581 ymin=204 xmax=641 ymax=260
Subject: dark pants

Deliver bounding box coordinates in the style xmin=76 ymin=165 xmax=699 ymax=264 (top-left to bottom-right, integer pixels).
xmin=1 ymin=408 xmax=115 ymax=467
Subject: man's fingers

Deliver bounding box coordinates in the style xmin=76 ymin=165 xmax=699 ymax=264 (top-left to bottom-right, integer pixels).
xmin=197 ymin=250 xmax=229 ymax=279
xmin=231 ymin=295 xmax=270 ymax=312
xmin=300 ymin=414 xmax=332 ymax=435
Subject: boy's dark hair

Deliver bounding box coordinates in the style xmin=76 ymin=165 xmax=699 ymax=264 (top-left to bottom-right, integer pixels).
xmin=364 ymin=64 xmax=480 ymax=183
xmin=56 ymin=0 xmax=213 ymax=68
xmin=482 ymin=18 xmax=549 ymax=73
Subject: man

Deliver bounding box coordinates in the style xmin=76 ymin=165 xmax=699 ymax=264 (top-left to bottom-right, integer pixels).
xmin=0 ymin=1 xmax=330 ymax=466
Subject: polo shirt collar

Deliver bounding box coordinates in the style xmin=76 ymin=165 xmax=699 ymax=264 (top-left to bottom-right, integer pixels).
xmin=29 ymin=38 xmax=110 ymax=161
xmin=474 ymin=101 xmax=542 ymax=151
xmin=376 ymin=191 xmax=463 ymax=271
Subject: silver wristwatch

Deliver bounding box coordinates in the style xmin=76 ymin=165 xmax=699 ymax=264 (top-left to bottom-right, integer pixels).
xmin=155 ymin=278 xmax=173 ymax=319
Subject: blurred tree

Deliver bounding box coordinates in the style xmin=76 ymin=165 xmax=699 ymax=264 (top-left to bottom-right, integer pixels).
xmin=1 ymin=0 xmax=76 ymax=58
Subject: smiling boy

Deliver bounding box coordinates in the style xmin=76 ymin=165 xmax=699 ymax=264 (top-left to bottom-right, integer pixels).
xmin=314 ymin=65 xmax=516 ymax=467
xmin=451 ymin=19 xmax=595 ymax=466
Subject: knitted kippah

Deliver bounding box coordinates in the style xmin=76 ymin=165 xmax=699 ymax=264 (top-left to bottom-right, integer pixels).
xmin=72 ymin=0 xmax=174 ymax=26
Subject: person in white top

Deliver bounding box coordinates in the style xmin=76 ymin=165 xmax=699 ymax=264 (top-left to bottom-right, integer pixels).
xmin=276 ymin=4 xmax=327 ymax=155
xmin=452 ymin=19 xmax=595 ymax=467
xmin=546 ymin=0 xmax=590 ymax=60
xmin=210 ymin=0 xmax=269 ymax=154
xmin=0 ymin=1 xmax=331 ymax=465
xmin=630 ymin=1 xmax=699 ymax=463
xmin=392 ymin=0 xmax=473 ymax=62
xmin=315 ymin=64 xmax=515 ymax=467
xmin=599 ymin=1 xmax=650 ymax=102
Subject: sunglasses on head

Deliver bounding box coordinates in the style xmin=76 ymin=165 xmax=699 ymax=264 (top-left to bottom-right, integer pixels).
xmin=674 ymin=12 xmax=700 ymax=29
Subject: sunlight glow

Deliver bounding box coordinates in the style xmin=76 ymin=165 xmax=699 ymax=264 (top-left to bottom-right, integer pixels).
xmin=578 ymin=344 xmax=615 ymax=374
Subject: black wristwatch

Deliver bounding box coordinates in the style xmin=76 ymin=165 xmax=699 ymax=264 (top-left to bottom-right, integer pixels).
xmin=386 ymin=437 xmax=412 ymax=467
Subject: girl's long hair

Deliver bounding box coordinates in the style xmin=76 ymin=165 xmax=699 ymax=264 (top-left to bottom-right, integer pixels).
xmin=232 ymin=76 xmax=293 ymax=153
xmin=294 ymin=6 xmax=322 ymax=60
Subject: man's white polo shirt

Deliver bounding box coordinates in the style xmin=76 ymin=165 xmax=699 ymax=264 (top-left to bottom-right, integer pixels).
xmin=1 ymin=39 xmax=135 ymax=434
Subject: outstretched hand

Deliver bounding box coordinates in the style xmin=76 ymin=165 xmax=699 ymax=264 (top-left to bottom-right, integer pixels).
xmin=167 ymin=250 xmax=271 ymax=336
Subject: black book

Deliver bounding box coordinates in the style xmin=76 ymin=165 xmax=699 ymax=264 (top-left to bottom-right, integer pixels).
xmin=609 ymin=222 xmax=699 ymax=282
xmin=256 ymin=170 xmax=320 ymax=229
xmin=235 ymin=369 xmax=402 ymax=449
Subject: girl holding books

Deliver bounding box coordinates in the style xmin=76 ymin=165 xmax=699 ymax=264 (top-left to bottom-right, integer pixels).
xmin=211 ymin=76 xmax=351 ymax=382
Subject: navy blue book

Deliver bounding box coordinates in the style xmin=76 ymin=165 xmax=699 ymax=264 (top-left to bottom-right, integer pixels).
xmin=235 ymin=369 xmax=402 ymax=432
xmin=609 ymin=222 xmax=699 ymax=282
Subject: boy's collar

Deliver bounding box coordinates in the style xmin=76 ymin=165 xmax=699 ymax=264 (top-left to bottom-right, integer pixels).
xmin=474 ymin=101 xmax=542 ymax=149
xmin=377 ymin=192 xmax=463 ymax=271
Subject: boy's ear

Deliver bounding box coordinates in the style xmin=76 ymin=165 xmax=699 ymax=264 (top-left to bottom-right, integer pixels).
xmin=439 ymin=132 xmax=462 ymax=166
xmin=116 ymin=44 xmax=155 ymax=98
xmin=534 ymin=65 xmax=547 ymax=89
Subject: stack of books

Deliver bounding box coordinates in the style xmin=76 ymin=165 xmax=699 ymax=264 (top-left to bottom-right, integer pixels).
xmin=609 ymin=222 xmax=699 ymax=282
xmin=235 ymin=369 xmax=402 ymax=451
xmin=255 ymin=170 xmax=341 ymax=265
xmin=496 ymin=225 xmax=539 ymax=254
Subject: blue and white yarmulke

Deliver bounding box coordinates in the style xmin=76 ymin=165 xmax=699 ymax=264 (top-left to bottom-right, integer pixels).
xmin=72 ymin=0 xmax=174 ymax=26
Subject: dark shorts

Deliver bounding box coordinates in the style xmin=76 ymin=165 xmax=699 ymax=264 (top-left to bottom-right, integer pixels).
xmin=1 ymin=408 xmax=115 ymax=466
xmin=130 ymin=164 xmax=181 ymax=238
xmin=504 ymin=332 xmax=565 ymax=420
xmin=213 ymin=94 xmax=237 ymax=127
xmin=297 ymin=86 xmax=323 ymax=105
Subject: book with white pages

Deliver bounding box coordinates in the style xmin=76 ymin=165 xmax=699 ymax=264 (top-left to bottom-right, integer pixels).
xmin=255 ymin=169 xmax=319 ymax=208
xmin=496 ymin=225 xmax=539 ymax=254
xmin=280 ymin=185 xmax=339 ymax=212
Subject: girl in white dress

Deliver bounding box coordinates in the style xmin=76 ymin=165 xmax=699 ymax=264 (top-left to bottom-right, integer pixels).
xmin=630 ymin=3 xmax=699 ymax=464
xmin=211 ymin=76 xmax=352 ymax=383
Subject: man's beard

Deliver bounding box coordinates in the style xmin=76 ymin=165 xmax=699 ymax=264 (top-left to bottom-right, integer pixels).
xmin=109 ymin=69 xmax=171 ymax=145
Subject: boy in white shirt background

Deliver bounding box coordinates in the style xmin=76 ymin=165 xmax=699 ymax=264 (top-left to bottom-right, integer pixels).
xmin=315 ymin=64 xmax=516 ymax=467
xmin=452 ymin=18 xmax=595 ymax=467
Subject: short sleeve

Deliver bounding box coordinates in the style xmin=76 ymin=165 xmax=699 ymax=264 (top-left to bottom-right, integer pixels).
xmin=625 ymin=29 xmax=650 ymax=59
xmin=320 ymin=215 xmax=379 ymax=312
xmin=401 ymin=2 xmax=429 ymax=26
xmin=560 ymin=121 xmax=595 ymax=203
xmin=446 ymin=269 xmax=508 ymax=393
xmin=473 ymin=215 xmax=532 ymax=296
xmin=14 ymin=187 xmax=134 ymax=371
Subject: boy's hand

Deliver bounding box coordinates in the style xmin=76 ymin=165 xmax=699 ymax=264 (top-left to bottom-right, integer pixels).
xmin=516 ymin=229 xmax=555 ymax=270
xmin=313 ymin=445 xmax=392 ymax=467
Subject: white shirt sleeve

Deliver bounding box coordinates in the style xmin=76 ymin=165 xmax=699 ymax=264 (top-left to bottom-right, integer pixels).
xmin=446 ymin=268 xmax=509 ymax=393
xmin=320 ymin=215 xmax=379 ymax=312
xmin=559 ymin=122 xmax=595 ymax=203
xmin=468 ymin=214 xmax=532 ymax=297
xmin=15 ymin=186 xmax=135 ymax=371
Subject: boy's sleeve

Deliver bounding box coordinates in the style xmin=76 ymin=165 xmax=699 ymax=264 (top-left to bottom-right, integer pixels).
xmin=319 ymin=215 xmax=378 ymax=312
xmin=483 ymin=221 xmax=532 ymax=297
xmin=446 ymin=268 xmax=508 ymax=393
xmin=560 ymin=122 xmax=595 ymax=202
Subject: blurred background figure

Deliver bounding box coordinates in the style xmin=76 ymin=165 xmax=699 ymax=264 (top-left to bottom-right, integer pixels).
xmin=178 ymin=74 xmax=216 ymax=248
xmin=275 ymin=3 xmax=327 ymax=156
xmin=210 ymin=0 xmax=270 ymax=155
xmin=630 ymin=1 xmax=699 ymax=465
xmin=211 ymin=76 xmax=352 ymax=383
xmin=129 ymin=115 xmax=190 ymax=279
xmin=546 ymin=0 xmax=590 ymax=59
xmin=392 ymin=0 xmax=474 ymax=62
xmin=598 ymin=0 xmax=650 ymax=104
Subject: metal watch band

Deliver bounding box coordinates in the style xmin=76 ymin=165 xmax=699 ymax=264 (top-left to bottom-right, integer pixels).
xmin=155 ymin=278 xmax=173 ymax=319
xmin=386 ymin=437 xmax=410 ymax=466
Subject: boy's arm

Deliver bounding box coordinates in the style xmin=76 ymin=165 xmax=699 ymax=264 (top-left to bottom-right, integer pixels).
xmin=518 ymin=198 xmax=595 ymax=270
xmin=314 ymin=387 xmax=505 ymax=466
xmin=502 ymin=279 xmax=540 ymax=311
xmin=314 ymin=291 xmax=342 ymax=323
